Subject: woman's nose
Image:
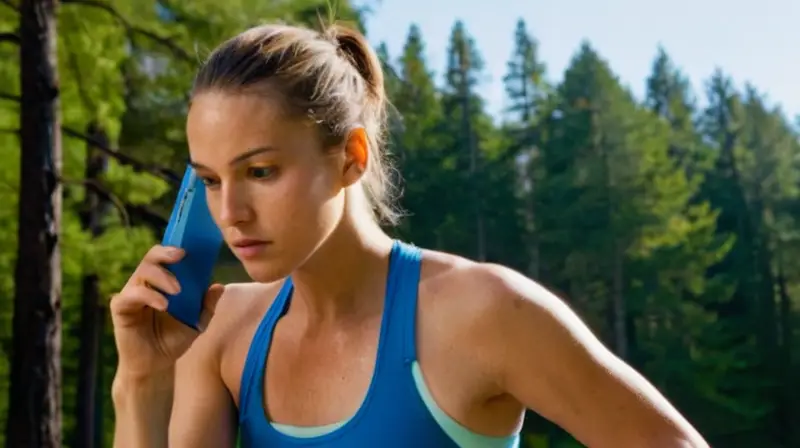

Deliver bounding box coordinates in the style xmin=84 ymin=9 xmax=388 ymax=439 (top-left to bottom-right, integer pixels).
xmin=216 ymin=183 xmax=253 ymax=226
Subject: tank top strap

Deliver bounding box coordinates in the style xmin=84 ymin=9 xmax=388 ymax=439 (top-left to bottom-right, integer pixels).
xmin=382 ymin=240 xmax=423 ymax=366
xmin=238 ymin=278 xmax=293 ymax=419
xmin=238 ymin=241 xmax=423 ymax=422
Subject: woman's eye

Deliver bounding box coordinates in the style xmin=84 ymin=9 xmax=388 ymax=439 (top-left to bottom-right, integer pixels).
xmin=200 ymin=177 xmax=220 ymax=187
xmin=249 ymin=166 xmax=275 ymax=179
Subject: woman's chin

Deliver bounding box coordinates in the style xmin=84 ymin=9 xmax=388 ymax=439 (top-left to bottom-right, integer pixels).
xmin=241 ymin=259 xmax=292 ymax=284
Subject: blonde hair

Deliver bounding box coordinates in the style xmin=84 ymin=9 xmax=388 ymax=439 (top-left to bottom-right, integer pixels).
xmin=191 ymin=23 xmax=399 ymax=224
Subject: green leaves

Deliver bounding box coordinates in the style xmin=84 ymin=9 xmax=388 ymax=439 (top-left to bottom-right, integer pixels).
xmin=0 ymin=1 xmax=367 ymax=444
xmin=103 ymin=160 xmax=171 ymax=206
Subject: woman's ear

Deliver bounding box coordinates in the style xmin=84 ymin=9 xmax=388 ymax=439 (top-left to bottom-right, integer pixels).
xmin=342 ymin=127 xmax=368 ymax=187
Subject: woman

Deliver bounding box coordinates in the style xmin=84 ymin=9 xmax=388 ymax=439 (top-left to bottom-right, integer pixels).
xmin=110 ymin=23 xmax=708 ymax=448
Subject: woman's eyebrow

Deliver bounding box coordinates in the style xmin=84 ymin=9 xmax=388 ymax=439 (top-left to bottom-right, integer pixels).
xmin=190 ymin=146 xmax=278 ymax=170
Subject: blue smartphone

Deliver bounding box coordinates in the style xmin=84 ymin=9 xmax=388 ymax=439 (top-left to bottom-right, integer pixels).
xmin=160 ymin=165 xmax=224 ymax=330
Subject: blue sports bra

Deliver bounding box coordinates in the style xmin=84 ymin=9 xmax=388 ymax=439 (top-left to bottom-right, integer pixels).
xmin=237 ymin=241 xmax=521 ymax=447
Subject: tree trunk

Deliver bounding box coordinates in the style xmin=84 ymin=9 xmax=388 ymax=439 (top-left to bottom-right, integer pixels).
xmin=612 ymin=242 xmax=627 ymax=359
xmin=525 ymin=154 xmax=539 ymax=279
xmin=776 ymin=256 xmax=796 ymax=446
xmin=6 ymin=0 xmax=62 ymax=447
xmin=461 ymin=80 xmax=485 ymax=261
xmin=528 ymin=218 xmax=540 ymax=278
xmin=75 ymin=123 xmax=109 ymax=448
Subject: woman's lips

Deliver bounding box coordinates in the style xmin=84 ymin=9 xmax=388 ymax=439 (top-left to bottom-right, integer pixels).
xmin=230 ymin=239 xmax=270 ymax=259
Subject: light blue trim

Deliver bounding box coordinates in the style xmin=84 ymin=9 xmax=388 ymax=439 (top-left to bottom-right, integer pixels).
xmin=271 ymin=420 xmax=348 ymax=437
xmin=410 ymin=362 xmax=519 ymax=447
xmin=270 ymin=361 xmax=519 ymax=447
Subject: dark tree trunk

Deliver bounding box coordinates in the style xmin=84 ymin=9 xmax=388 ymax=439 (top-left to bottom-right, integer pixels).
xmin=5 ymin=0 xmax=63 ymax=447
xmin=75 ymin=123 xmax=109 ymax=448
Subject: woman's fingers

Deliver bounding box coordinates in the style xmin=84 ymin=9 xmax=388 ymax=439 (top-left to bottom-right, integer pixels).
xmin=110 ymin=285 xmax=168 ymax=318
xmin=143 ymin=245 xmax=185 ymax=265
xmin=136 ymin=262 xmax=181 ymax=296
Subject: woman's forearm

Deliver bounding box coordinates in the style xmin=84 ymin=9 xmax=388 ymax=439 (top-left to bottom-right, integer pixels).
xmin=112 ymin=368 xmax=175 ymax=448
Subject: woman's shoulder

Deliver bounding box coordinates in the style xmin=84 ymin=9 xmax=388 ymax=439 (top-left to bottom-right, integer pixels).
xmin=217 ymin=281 xmax=285 ymax=315
xmin=417 ymin=249 xmax=515 ymax=303
xmin=416 ymin=249 xmax=509 ymax=327
xmin=200 ymin=280 xmax=286 ymax=353
xmin=416 ymin=248 xmax=549 ymax=344
xmin=414 ymin=250 xmax=540 ymax=396
xmin=183 ymin=281 xmax=286 ymax=398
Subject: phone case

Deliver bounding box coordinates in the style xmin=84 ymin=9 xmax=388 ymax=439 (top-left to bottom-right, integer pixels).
xmin=160 ymin=165 xmax=224 ymax=330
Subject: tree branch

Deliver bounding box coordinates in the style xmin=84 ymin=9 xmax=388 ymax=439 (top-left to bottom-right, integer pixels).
xmin=0 ymin=91 xmax=20 ymax=102
xmin=125 ymin=201 xmax=168 ymax=228
xmin=60 ymin=176 xmax=131 ymax=227
xmin=0 ymin=32 xmax=19 ymax=44
xmin=0 ymin=90 xmax=180 ymax=185
xmin=63 ymin=177 xmax=169 ymax=228
xmin=61 ymin=0 xmax=194 ymax=62
xmin=2 ymin=173 xmax=167 ymax=228
xmin=61 ymin=126 xmax=181 ymax=185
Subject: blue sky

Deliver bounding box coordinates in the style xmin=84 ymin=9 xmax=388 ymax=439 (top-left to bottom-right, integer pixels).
xmin=361 ymin=0 xmax=799 ymax=122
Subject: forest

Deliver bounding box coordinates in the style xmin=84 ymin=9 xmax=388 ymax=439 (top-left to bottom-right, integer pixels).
xmin=1 ymin=0 xmax=799 ymax=447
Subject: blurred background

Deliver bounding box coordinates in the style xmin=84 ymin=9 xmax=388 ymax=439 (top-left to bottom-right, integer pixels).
xmin=1 ymin=0 xmax=799 ymax=447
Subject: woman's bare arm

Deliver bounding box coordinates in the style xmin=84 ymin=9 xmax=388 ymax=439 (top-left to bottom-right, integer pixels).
xmin=461 ymin=264 xmax=708 ymax=448
xmin=112 ymin=289 xmax=238 ymax=448
xmin=168 ymin=330 xmax=238 ymax=448
xmin=112 ymin=368 xmax=175 ymax=448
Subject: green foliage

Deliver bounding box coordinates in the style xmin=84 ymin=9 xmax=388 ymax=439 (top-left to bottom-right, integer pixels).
xmin=0 ymin=0 xmax=363 ymax=446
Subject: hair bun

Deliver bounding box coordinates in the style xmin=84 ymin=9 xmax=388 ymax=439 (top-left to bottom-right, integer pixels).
xmin=325 ymin=24 xmax=384 ymax=101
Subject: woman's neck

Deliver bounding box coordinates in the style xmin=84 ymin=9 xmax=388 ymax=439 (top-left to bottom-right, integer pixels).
xmin=289 ymin=207 xmax=394 ymax=327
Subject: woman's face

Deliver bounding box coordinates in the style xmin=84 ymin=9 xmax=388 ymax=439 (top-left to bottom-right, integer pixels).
xmin=186 ymin=91 xmax=347 ymax=282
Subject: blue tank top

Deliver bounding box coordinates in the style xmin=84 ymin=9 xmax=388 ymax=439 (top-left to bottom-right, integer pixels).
xmin=237 ymin=241 xmax=521 ymax=447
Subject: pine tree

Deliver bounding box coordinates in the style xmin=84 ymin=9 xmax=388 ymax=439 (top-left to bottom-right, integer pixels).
xmin=696 ymin=70 xmax=777 ymax=445
xmin=441 ymin=20 xmax=488 ymax=260
xmin=645 ymin=46 xmax=712 ymax=180
xmin=536 ymin=43 xmax=635 ymax=345
xmin=639 ymin=49 xmax=739 ymax=440
xmin=502 ymin=17 xmax=549 ymax=277
xmin=503 ymin=18 xmax=547 ymax=125
xmin=387 ymin=25 xmax=451 ymax=248
xmin=539 ymin=43 xmax=721 ymax=365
